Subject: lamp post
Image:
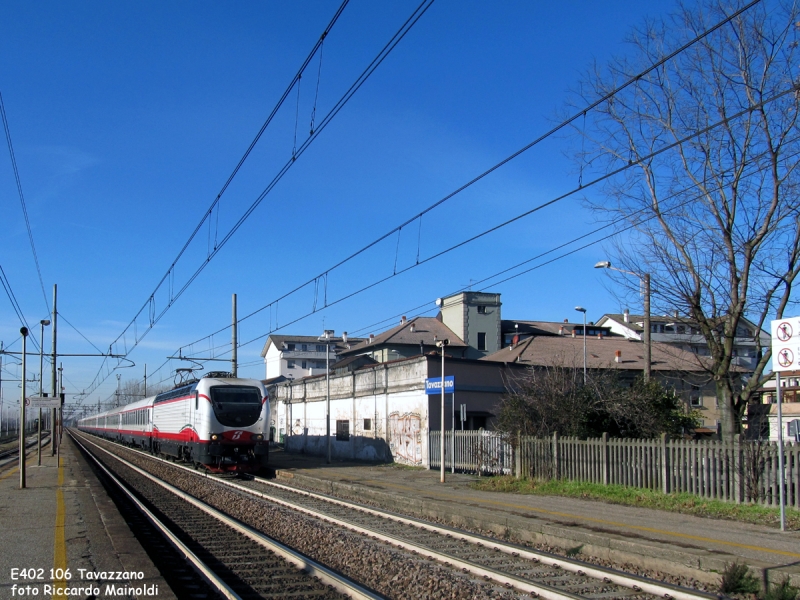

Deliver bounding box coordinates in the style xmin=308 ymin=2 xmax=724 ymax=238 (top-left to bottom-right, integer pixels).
xmin=435 ymin=338 xmax=449 ymax=483
xmin=595 ymin=261 xmax=651 ymax=381
xmin=318 ymin=330 xmax=336 ymax=464
xmin=574 ymin=307 xmax=587 ymax=384
xmin=37 ymin=319 xmax=50 ymax=466
xmin=19 ymin=326 xmax=28 ymax=489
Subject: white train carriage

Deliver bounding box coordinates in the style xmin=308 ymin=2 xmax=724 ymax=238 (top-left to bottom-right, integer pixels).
xmin=116 ymin=396 xmax=154 ymax=447
xmin=151 ymin=372 xmax=269 ymax=472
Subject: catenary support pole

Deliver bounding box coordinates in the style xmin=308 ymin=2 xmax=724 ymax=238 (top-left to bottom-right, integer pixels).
xmin=51 ymin=284 xmax=58 ymax=455
xmin=231 ymin=293 xmax=238 ymax=378
xmin=19 ymin=327 xmax=28 ymax=489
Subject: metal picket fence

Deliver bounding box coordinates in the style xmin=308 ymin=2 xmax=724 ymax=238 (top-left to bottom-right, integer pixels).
xmin=429 ymin=430 xmax=800 ymax=507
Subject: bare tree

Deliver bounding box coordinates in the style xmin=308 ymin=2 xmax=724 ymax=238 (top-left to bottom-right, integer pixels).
xmin=571 ymin=0 xmax=800 ymax=440
xmin=496 ymin=366 xmax=697 ymax=439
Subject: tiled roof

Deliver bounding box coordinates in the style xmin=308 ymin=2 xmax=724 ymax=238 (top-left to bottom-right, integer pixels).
xmin=340 ymin=316 xmax=465 ymax=355
xmin=481 ymin=334 xmax=720 ymax=372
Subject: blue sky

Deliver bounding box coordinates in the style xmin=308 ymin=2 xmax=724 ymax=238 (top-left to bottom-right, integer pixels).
xmin=1 ymin=0 xmax=675 ymax=415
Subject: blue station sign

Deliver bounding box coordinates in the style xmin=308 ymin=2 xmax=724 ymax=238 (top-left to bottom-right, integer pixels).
xmin=425 ymin=376 xmax=455 ymax=395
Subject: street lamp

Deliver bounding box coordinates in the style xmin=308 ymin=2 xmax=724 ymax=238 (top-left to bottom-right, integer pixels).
xmin=37 ymin=319 xmax=50 ymax=466
xmin=318 ymin=329 xmax=336 ymax=464
xmin=574 ymin=307 xmax=587 ymax=384
xmin=595 ymin=260 xmax=651 ymax=381
xmin=435 ymin=338 xmax=449 ymax=483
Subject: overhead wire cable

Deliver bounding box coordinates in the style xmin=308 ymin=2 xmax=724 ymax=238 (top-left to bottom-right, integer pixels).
xmin=187 ymin=74 xmax=796 ymax=356
xmin=175 ymin=0 xmax=763 ymax=353
xmin=102 ymin=0 xmax=351 ymax=354
xmin=84 ymin=0 xmax=760 ymax=399
xmin=83 ymin=0 xmax=433 ymax=404
xmin=0 ymin=91 xmax=50 ymax=314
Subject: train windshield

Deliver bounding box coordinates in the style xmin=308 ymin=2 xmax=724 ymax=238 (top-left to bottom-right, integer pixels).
xmin=209 ymin=385 xmax=262 ymax=427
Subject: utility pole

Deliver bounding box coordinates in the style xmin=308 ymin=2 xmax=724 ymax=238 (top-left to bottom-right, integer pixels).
xmin=436 ymin=338 xmax=449 ymax=483
xmin=37 ymin=319 xmax=50 ymax=466
xmin=19 ymin=327 xmax=28 ymax=489
xmin=231 ymin=294 xmax=238 ymax=378
xmin=50 ymin=284 xmax=58 ymax=455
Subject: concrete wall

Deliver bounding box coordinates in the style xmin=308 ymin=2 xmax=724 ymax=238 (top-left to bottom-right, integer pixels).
xmin=270 ymin=355 xmax=517 ymax=465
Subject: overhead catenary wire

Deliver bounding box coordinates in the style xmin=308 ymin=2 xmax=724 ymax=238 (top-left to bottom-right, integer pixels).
xmin=172 ymin=0 xmax=765 ymax=353
xmin=80 ymin=0 xmax=435 ymax=404
xmin=180 ymin=68 xmax=795 ymax=361
xmin=83 ymin=0 xmax=765 ymax=402
xmin=0 ymin=90 xmax=50 ymax=316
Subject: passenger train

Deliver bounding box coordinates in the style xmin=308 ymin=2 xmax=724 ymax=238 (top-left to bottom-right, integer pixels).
xmin=77 ymin=372 xmax=269 ymax=473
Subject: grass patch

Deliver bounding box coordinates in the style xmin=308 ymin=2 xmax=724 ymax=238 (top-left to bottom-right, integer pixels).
xmin=380 ymin=462 xmax=426 ymax=471
xmin=470 ymin=476 xmax=800 ymax=529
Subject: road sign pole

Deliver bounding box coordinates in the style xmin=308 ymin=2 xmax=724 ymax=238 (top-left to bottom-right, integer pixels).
xmin=776 ymin=372 xmax=786 ymax=532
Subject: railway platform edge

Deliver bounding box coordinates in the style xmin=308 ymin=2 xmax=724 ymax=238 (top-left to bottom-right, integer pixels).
xmin=0 ymin=435 xmax=175 ymax=599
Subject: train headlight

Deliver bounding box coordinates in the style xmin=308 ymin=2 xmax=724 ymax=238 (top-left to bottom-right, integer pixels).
xmin=210 ymin=434 xmax=219 ymax=441
xmin=252 ymin=434 xmax=263 ymax=441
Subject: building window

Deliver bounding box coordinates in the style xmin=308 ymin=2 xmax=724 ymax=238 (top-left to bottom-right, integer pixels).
xmin=336 ymin=420 xmax=350 ymax=441
xmin=690 ymin=385 xmax=702 ymax=407
xmin=301 ymin=361 xmax=307 ymax=369
xmin=301 ymin=344 xmax=308 ymax=351
xmin=287 ymin=343 xmax=295 ymax=351
xmin=287 ymin=360 xmax=295 ymax=368
xmin=316 ymin=344 xmax=325 ymax=352
xmin=477 ymin=332 xmax=487 ymax=351
xmin=363 ymin=418 xmax=372 ymax=431
xmin=477 ymin=305 xmax=486 ymax=314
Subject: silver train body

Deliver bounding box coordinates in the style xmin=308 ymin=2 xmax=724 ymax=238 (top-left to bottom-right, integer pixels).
xmin=77 ymin=372 xmax=269 ymax=472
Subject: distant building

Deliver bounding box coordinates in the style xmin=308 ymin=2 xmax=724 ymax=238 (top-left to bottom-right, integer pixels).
xmin=339 ymin=291 xmax=502 ymax=363
xmin=747 ymin=373 xmax=800 ymax=441
xmin=338 ymin=315 xmax=465 ymax=363
xmin=596 ymin=311 xmax=768 ymax=371
xmin=260 ymin=334 xmax=363 ymax=380
xmin=482 ymin=329 xmax=737 ymax=436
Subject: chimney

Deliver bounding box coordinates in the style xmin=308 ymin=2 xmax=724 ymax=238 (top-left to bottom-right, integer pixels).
xmin=410 ymin=323 xmax=416 ymax=333
xmin=597 ymin=333 xmax=602 ymax=339
xmin=342 ymin=331 xmax=348 ymax=344
xmin=623 ymin=309 xmax=629 ymax=323
xmin=369 ymin=334 xmax=374 ymax=344
xmin=564 ymin=318 xmax=568 ymax=323
xmin=674 ymin=310 xmax=679 ymax=318
xmin=401 ymin=316 xmax=407 ymax=325
xmin=559 ymin=326 xmax=564 ymax=335
xmin=571 ymin=330 xmax=576 ymax=338
xmin=615 ymin=350 xmax=621 ymax=363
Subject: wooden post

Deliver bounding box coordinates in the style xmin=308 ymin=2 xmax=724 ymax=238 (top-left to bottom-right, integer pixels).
xmin=515 ymin=431 xmax=521 ymax=479
xmin=661 ymin=433 xmax=669 ymax=494
xmin=733 ymin=433 xmax=742 ymax=504
xmin=552 ymin=431 xmax=559 ymax=480
xmin=601 ymin=432 xmax=609 ymax=485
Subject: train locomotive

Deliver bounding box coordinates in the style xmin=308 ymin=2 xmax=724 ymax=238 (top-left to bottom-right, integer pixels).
xmin=77 ymin=371 xmax=269 ymax=473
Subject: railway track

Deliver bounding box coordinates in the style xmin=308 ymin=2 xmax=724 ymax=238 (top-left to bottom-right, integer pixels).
xmin=0 ymin=434 xmax=49 ymax=466
xmin=70 ymin=431 xmax=381 ymax=600
xmin=72 ymin=431 xmax=726 ymax=600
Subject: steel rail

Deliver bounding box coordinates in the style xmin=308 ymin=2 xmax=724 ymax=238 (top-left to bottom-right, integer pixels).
xmin=75 ymin=432 xmax=383 ymax=600
xmin=252 ymin=477 xmax=720 ymax=600
xmin=73 ymin=432 xmax=722 ymax=600
xmin=69 ymin=432 xmax=242 ymax=600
